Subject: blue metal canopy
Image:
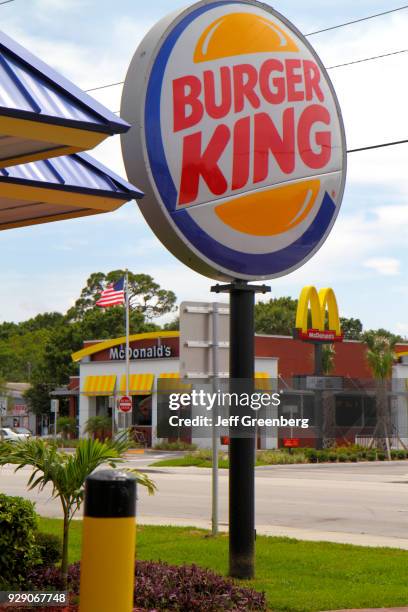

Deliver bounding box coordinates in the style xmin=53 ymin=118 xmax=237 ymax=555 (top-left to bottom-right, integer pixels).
xmin=0 ymin=31 xmax=130 ymax=166
xmin=0 ymin=151 xmax=144 ymax=230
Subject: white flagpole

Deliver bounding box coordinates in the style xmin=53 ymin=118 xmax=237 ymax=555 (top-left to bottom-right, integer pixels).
xmin=125 ymin=269 xmax=130 ymax=399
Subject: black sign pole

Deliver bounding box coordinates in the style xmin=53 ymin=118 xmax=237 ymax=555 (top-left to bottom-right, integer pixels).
xmin=212 ymin=280 xmax=270 ymax=580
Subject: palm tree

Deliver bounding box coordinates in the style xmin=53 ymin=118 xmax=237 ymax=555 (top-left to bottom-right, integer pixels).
xmin=363 ymin=332 xmax=397 ymax=459
xmin=84 ymin=415 xmax=112 ymax=439
xmin=321 ymin=344 xmax=336 ymax=447
xmin=322 ymin=344 xmax=335 ymax=375
xmin=57 ymin=416 xmax=77 ymax=440
xmin=0 ymin=436 xmax=155 ymax=587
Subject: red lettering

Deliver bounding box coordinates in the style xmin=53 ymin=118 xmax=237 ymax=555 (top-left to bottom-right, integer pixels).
xmin=233 ymin=64 xmax=260 ymax=113
xmin=298 ymin=104 xmax=331 ymax=169
xmin=232 ymin=116 xmax=250 ymax=191
xmin=203 ymin=67 xmax=232 ymax=120
xmin=173 ymin=75 xmax=203 ymax=132
xmin=286 ymin=59 xmax=304 ymax=102
xmin=303 ymin=60 xmax=324 ymax=102
xmin=178 ymin=125 xmax=230 ymax=205
xmin=253 ymin=109 xmax=295 ymax=183
xmin=259 ymin=59 xmax=285 ymax=105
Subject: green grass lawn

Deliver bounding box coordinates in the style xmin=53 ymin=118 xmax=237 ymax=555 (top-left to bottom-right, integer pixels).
xmin=152 ymin=454 xmax=230 ymax=468
xmin=39 ymin=517 xmax=408 ymax=612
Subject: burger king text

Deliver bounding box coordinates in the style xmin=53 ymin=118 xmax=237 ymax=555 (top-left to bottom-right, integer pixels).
xmin=173 ymin=58 xmax=331 ymax=206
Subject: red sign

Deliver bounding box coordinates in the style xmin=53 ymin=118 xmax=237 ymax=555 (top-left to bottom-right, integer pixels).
xmin=118 ymin=396 xmax=132 ymax=413
xmin=297 ymin=329 xmax=343 ymax=342
xmin=12 ymin=404 xmax=27 ymax=415
xmin=283 ymin=438 xmax=300 ymax=448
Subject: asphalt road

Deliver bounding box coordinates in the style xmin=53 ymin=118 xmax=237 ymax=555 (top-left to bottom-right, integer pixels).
xmin=3 ymin=457 xmax=408 ymax=547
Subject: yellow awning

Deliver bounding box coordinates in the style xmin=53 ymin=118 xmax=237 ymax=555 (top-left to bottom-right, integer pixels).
xmin=158 ymin=373 xmax=192 ymax=392
xmin=119 ymin=374 xmax=154 ymax=395
xmin=160 ymin=373 xmax=180 ymax=378
xmin=255 ymin=372 xmax=273 ymax=391
xmin=82 ymin=375 xmax=116 ymax=396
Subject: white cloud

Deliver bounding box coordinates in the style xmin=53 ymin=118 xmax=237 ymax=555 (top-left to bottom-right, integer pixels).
xmin=363 ymin=257 xmax=400 ymax=276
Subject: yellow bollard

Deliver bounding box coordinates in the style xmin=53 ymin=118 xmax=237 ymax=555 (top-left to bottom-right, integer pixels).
xmin=79 ymin=470 xmax=136 ymax=612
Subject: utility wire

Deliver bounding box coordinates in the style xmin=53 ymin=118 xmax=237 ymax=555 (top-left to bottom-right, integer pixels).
xmin=327 ymin=48 xmax=408 ymax=69
xmin=86 ymin=80 xmax=124 ymax=93
xmin=1 ymin=0 xmax=406 ymax=92
xmin=1 ymin=0 xmax=404 ymax=156
xmin=110 ymin=107 xmax=408 ymax=155
xmin=347 ymin=138 xmax=408 ymax=153
xmin=305 ymin=4 xmax=408 ymax=36
xmin=86 ymin=47 xmax=408 ymax=93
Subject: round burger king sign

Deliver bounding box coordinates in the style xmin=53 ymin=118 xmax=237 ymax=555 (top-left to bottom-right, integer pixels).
xmin=121 ymin=0 xmax=346 ymax=281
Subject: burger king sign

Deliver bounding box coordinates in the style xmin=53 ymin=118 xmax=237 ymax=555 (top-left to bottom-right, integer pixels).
xmin=121 ymin=0 xmax=346 ymax=281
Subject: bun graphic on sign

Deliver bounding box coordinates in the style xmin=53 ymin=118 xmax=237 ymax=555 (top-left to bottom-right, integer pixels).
xmin=121 ymin=0 xmax=346 ymax=281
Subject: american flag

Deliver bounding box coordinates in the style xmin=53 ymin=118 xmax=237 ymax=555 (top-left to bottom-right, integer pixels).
xmin=95 ymin=277 xmax=125 ymax=307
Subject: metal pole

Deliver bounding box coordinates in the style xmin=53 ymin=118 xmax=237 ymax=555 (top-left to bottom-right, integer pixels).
xmin=211 ymin=302 xmax=219 ymax=536
xmin=211 ymin=280 xmax=270 ymax=580
xmin=314 ymin=343 xmax=323 ymax=450
xmin=125 ymin=270 xmax=130 ymax=429
xmin=125 ymin=270 xmax=130 ymax=397
xmin=111 ymin=396 xmax=115 ymax=438
xmin=229 ymin=283 xmax=255 ymax=579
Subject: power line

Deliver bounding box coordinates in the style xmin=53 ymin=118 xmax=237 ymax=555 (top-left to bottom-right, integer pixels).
xmin=305 ymin=4 xmax=408 ymax=36
xmin=2 ymin=0 xmax=406 ymax=95
xmin=327 ymin=48 xmax=408 ymax=70
xmin=86 ymin=46 xmax=408 ymax=93
xmin=347 ymin=138 xmax=408 ymax=153
xmin=109 ymin=112 xmax=408 ymax=154
xmin=86 ymin=80 xmax=124 ymax=93
xmin=1 ymin=0 xmax=405 ymax=156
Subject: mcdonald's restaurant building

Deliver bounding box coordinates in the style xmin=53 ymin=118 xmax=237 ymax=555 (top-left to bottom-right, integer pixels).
xmin=65 ymin=329 xmax=408 ymax=448
xmin=68 ymin=331 xmax=278 ymax=447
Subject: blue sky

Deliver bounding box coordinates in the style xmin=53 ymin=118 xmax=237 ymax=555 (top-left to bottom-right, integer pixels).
xmin=1 ymin=0 xmax=408 ymax=335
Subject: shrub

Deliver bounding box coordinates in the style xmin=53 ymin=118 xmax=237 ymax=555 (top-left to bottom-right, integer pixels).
xmin=27 ymin=562 xmax=80 ymax=593
xmin=154 ymin=440 xmax=197 ymax=451
xmin=304 ymin=449 xmax=318 ymax=463
xmin=57 ymin=417 xmax=77 ymax=439
xmin=396 ymin=450 xmax=407 ymax=460
xmin=84 ymin=416 xmax=112 ymax=439
xmin=27 ymin=561 xmax=267 ymax=611
xmin=0 ymin=494 xmax=41 ymax=588
xmin=367 ymin=450 xmax=376 ymax=461
xmin=328 ymin=452 xmax=337 ymax=462
xmin=377 ymin=451 xmax=386 ymax=461
xmin=316 ymin=450 xmax=329 ymax=462
xmin=338 ymin=453 xmax=347 ymax=462
xmin=349 ymin=453 xmax=358 ymax=462
xmin=35 ymin=531 xmax=62 ymax=566
xmin=256 ymin=450 xmax=307 ymax=465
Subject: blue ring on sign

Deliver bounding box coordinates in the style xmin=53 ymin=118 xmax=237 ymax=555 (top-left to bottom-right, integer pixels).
xmin=144 ymin=1 xmax=337 ymax=276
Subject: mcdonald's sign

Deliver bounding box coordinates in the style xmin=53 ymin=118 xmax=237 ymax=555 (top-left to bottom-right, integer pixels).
xmin=294 ymin=286 xmax=343 ymax=342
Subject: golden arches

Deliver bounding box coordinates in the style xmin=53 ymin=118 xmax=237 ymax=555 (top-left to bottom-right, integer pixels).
xmin=295 ymin=286 xmax=341 ymax=335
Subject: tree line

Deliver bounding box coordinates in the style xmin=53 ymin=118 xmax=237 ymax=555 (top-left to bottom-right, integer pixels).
xmin=0 ymin=273 xmax=403 ymax=415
